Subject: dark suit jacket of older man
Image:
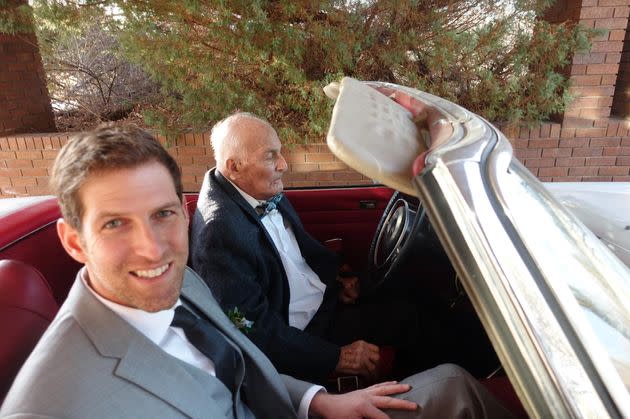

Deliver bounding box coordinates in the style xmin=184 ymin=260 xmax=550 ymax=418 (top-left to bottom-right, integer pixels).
xmin=190 ymin=169 xmax=342 ymax=382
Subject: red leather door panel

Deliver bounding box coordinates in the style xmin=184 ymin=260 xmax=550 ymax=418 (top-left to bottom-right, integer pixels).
xmin=285 ymin=186 xmax=395 ymax=271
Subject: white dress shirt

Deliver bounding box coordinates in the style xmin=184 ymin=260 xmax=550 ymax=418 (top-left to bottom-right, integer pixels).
xmin=81 ymin=268 xmax=321 ymax=418
xmin=228 ymin=181 xmax=327 ymax=330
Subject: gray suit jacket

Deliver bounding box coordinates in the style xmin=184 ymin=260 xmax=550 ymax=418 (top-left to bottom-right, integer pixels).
xmin=1 ymin=268 xmax=312 ymax=418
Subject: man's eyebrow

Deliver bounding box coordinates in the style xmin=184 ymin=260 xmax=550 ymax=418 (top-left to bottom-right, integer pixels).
xmin=92 ymin=201 xmax=183 ymax=221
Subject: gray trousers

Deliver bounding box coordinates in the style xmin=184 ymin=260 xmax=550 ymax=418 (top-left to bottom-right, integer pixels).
xmin=387 ymin=364 xmax=517 ymax=419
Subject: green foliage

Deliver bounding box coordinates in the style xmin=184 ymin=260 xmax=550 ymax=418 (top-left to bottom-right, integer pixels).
xmin=28 ymin=0 xmax=595 ymax=142
xmin=0 ymin=1 xmax=34 ymax=34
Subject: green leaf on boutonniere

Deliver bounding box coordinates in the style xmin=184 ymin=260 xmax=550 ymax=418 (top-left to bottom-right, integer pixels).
xmin=227 ymin=307 xmax=254 ymax=333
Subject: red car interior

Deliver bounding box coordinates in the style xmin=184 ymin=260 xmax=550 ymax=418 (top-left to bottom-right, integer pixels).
xmin=0 ymin=260 xmax=59 ymax=402
xmin=0 ymin=190 xmax=526 ymax=416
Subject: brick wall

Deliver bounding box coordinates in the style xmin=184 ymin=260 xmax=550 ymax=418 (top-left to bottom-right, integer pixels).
xmin=1 ymin=120 xmax=629 ymax=198
xmin=0 ymin=133 xmax=375 ymax=197
xmin=0 ymin=32 xmax=56 ymax=135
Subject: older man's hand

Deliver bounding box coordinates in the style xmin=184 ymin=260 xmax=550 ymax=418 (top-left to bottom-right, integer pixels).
xmin=336 ymin=340 xmax=380 ymax=379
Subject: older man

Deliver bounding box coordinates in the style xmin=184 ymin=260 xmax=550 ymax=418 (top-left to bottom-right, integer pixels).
xmin=190 ymin=111 xmax=452 ymax=385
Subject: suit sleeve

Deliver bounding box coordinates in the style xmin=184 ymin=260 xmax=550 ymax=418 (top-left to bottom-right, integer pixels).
xmin=190 ymin=215 xmax=341 ymax=383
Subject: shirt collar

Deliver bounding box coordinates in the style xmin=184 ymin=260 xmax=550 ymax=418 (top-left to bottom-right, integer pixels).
xmin=80 ymin=267 xmax=181 ymax=345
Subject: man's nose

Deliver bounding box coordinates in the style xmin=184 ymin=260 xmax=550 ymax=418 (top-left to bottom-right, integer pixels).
xmin=277 ymin=154 xmax=288 ymax=172
xmin=133 ymin=223 xmax=166 ymax=260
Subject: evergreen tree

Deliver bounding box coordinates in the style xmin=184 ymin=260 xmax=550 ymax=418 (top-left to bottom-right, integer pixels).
xmin=13 ymin=1 xmax=594 ymax=142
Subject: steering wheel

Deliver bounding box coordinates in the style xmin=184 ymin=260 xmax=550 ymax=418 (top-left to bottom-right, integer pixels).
xmin=365 ymin=191 xmax=429 ymax=293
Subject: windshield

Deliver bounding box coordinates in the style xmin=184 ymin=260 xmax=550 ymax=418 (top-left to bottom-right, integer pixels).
xmin=501 ymin=164 xmax=630 ymax=394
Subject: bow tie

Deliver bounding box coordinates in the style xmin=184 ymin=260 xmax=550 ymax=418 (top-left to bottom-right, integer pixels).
xmin=256 ymin=193 xmax=283 ymax=218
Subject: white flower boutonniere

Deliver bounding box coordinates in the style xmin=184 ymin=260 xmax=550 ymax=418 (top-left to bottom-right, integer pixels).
xmin=227 ymin=307 xmax=254 ymax=333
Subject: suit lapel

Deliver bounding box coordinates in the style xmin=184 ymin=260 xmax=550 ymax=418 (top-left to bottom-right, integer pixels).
xmin=67 ymin=273 xmax=221 ymax=418
xmin=180 ymin=269 xmax=297 ymax=417
xmin=213 ymin=169 xmax=286 ymax=272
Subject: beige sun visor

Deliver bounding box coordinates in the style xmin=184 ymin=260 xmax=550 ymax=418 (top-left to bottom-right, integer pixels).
xmin=324 ymin=77 xmax=426 ymax=196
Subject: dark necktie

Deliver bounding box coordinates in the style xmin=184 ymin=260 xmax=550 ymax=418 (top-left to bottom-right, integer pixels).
xmin=171 ymin=305 xmax=239 ymax=393
xmin=256 ymin=193 xmax=283 ymax=218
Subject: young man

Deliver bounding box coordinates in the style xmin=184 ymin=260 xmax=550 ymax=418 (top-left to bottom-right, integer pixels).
xmin=1 ymin=124 xmax=513 ymax=418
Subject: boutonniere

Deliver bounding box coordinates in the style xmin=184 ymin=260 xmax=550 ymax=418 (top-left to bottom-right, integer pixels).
xmin=227 ymin=307 xmax=254 ymax=333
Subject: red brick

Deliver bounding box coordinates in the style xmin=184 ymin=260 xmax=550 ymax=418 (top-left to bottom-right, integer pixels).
xmin=32 ymin=159 xmax=52 ymax=168
xmin=319 ymin=162 xmax=349 ymax=171
xmin=11 ymin=177 xmax=38 ymax=187
xmin=585 ymin=156 xmax=617 ymax=165
xmin=560 ymin=128 xmax=576 ymax=138
xmin=283 ymin=172 xmax=307 ymax=181
xmin=515 ymin=149 xmax=542 ymax=159
xmin=569 ymin=166 xmax=599 ymax=176
xmin=538 ymin=177 xmax=552 ymax=182
xmin=306 ymin=172 xmax=334 ymax=181
xmin=542 ymin=148 xmax=572 ymax=157
xmin=529 ymin=139 xmax=559 ymax=148
xmin=305 ymin=153 xmax=335 ymax=163
xmin=590 ymin=137 xmax=620 ymax=147
xmin=579 ymin=108 xmax=612 ymax=119
xmin=178 ymin=146 xmax=206 ymax=156
xmin=5 ymin=159 xmax=32 ymax=168
xmin=570 ymin=75 xmax=602 ymax=85
xmin=1 ymin=185 xmax=27 ymax=196
xmin=25 ymin=186 xmax=51 ymax=196
xmin=526 ymin=167 xmax=539 ymax=176
xmin=519 ymin=127 xmax=530 ymax=139
xmin=524 ymin=158 xmax=555 ymax=168
xmin=594 ymin=18 xmax=628 ymax=29
xmin=15 ymin=150 xmax=42 ymax=159
xmin=580 ymin=6 xmax=615 ymax=18
xmin=603 ymin=146 xmax=630 ymax=156
xmin=41 ymin=150 xmax=58 ymax=160
xmin=191 ymin=156 xmax=215 ymax=165
xmin=609 ymin=29 xmax=626 ymax=41
xmin=591 ymin=40 xmax=623 ymax=53
xmin=0 ymin=167 xmax=21 ymax=177
xmin=333 ymin=172 xmax=364 ymax=180
xmin=601 ymin=75 xmax=617 ymax=85
xmin=291 ymin=163 xmax=319 ymax=173
xmin=586 ymin=63 xmax=620 ymax=74
xmin=598 ymin=166 xmax=629 ymax=176
xmin=513 ymin=138 xmax=529 ymax=149
xmin=555 ymin=176 xmax=583 ymax=182
xmin=576 ymin=128 xmax=607 ymax=138
xmin=539 ymin=167 xmax=569 ymax=177
xmin=539 ymin=124 xmax=551 ymax=138
xmin=598 ymin=97 xmax=614 ymax=107
xmin=606 ymin=121 xmax=620 ymax=136
xmin=284 ymin=153 xmax=306 ymax=163
xmin=0 ymin=137 xmax=9 ymax=150
xmin=193 ymin=133 xmax=206 ymax=146
xmin=549 ymin=124 xmax=561 ymax=138
xmin=0 ymin=151 xmax=16 ymax=160
xmin=570 ymin=86 xmax=616 ymax=97
xmin=613 ymin=6 xmax=629 ymax=18
xmin=572 ymin=147 xmax=603 ymax=157
xmin=605 ymin=53 xmax=622 ymax=64
xmin=562 ymin=117 xmax=594 ymax=128
xmin=176 ymin=156 xmax=194 ymax=166
xmin=556 ymin=157 xmax=586 ymax=167
xmin=572 ymin=53 xmax=605 ymax=64
xmin=20 ymin=167 xmax=48 ymax=177
xmin=582 ymin=176 xmax=612 ymax=181
xmin=571 ymin=64 xmax=587 ymax=75
xmin=617 ymin=157 xmax=630 ymax=165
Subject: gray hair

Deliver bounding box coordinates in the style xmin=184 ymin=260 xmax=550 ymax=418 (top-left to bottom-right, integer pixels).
xmin=210 ymin=112 xmax=274 ymax=172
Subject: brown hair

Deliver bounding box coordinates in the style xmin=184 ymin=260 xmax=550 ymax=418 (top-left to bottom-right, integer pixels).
xmin=50 ymin=123 xmax=183 ymax=230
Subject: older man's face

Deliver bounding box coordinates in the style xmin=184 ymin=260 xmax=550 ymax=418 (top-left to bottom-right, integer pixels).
xmin=233 ymin=124 xmax=288 ymax=200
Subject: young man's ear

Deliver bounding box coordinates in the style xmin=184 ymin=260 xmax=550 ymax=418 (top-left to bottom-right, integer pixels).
xmin=57 ymin=219 xmax=88 ymax=264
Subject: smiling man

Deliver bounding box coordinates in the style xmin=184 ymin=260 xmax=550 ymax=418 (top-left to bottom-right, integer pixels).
xmin=0 ymin=124 xmax=513 ymax=418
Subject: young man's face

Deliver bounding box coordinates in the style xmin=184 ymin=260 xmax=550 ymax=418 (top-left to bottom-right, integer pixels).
xmin=232 ymin=123 xmax=288 ymax=200
xmin=57 ymin=161 xmax=189 ymax=312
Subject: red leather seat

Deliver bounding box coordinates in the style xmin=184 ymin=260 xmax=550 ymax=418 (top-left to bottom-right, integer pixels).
xmin=0 ymin=260 xmax=59 ymax=402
